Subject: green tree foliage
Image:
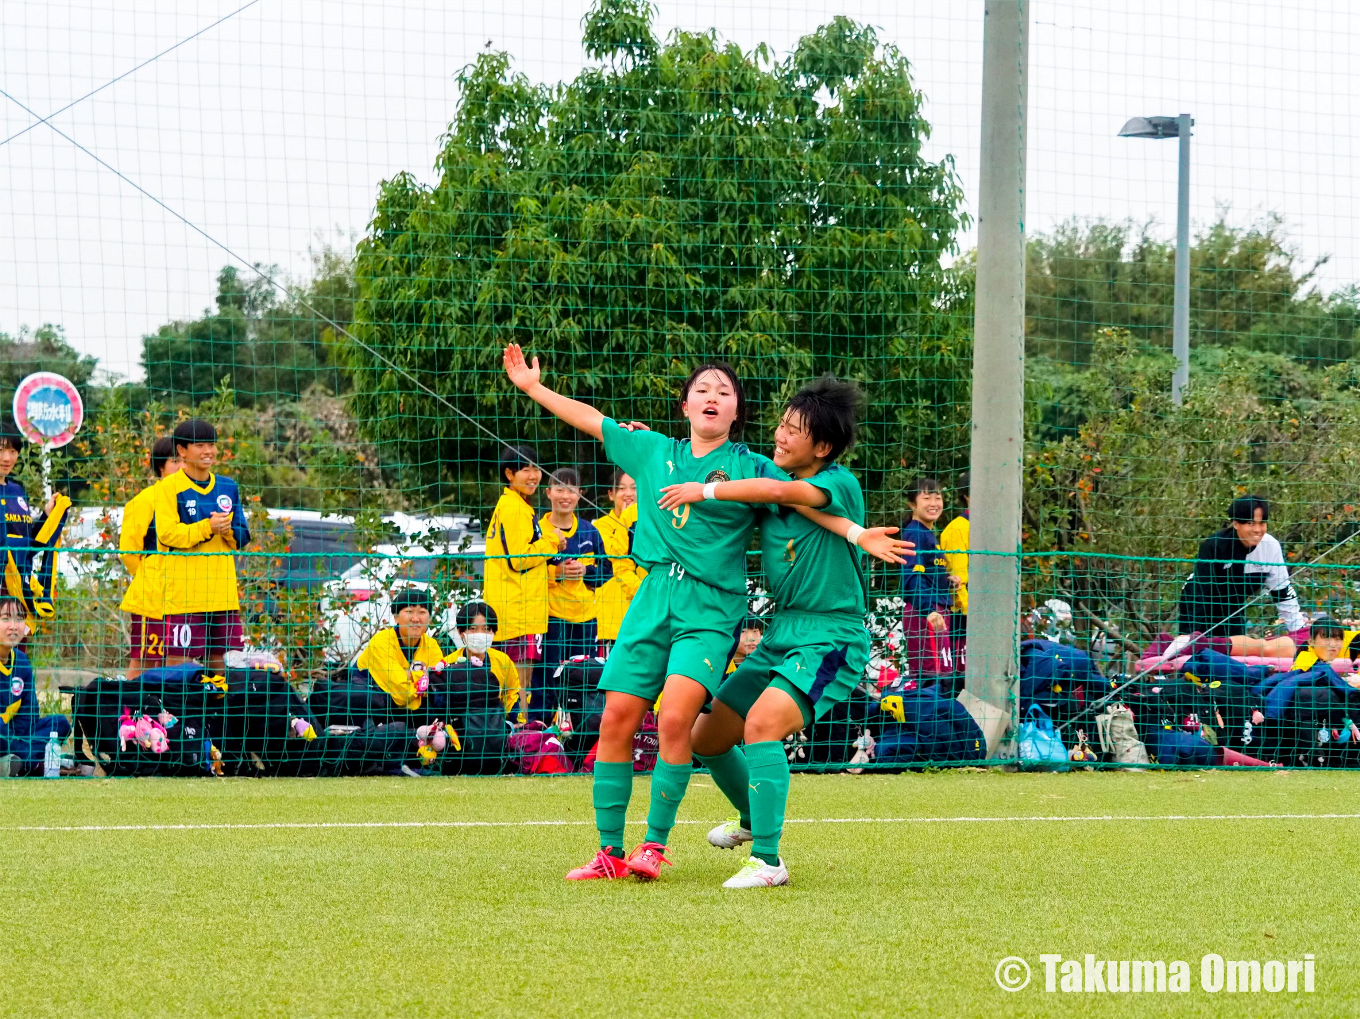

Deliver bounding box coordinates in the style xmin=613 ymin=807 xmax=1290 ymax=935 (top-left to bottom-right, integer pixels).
xmin=1024 ymin=328 xmax=1360 ymax=639
xmin=347 ymin=0 xmax=970 ymax=512
xmin=142 ymin=244 xmax=355 ymax=406
xmin=1026 ymin=214 xmax=1360 ymax=366
xmin=0 ymin=324 xmax=99 ymax=398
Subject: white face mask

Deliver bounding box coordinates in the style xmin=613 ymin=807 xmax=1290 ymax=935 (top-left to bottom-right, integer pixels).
xmin=463 ymin=632 xmax=494 ymax=654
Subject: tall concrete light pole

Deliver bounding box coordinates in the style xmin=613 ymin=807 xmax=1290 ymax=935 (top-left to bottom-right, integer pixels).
xmin=964 ymin=0 xmax=1028 ymax=756
xmin=1119 ymin=113 xmax=1193 ymax=405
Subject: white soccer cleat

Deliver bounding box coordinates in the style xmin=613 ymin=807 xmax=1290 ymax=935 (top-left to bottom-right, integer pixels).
xmin=707 ymin=819 xmax=754 ymax=849
xmin=722 ymin=856 xmax=790 ymax=889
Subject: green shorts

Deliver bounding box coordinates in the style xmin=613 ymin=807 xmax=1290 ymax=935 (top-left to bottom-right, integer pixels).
xmin=598 ymin=565 xmax=746 ymax=701
xmin=715 ymin=611 xmax=869 ymax=726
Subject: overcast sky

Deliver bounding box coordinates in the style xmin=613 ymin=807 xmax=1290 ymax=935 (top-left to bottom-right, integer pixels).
xmin=1 ymin=0 xmax=1356 ymax=381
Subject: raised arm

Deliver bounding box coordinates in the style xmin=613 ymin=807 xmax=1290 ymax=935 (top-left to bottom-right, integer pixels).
xmin=503 ymin=344 xmax=604 ymax=441
xmin=656 ymin=477 xmax=829 ymax=510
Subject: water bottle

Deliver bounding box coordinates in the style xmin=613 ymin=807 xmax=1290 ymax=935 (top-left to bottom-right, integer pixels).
xmin=43 ymin=730 xmax=62 ymax=778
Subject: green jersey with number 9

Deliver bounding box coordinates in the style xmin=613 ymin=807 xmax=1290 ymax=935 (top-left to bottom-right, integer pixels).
xmin=600 ymin=418 xmax=785 ymax=595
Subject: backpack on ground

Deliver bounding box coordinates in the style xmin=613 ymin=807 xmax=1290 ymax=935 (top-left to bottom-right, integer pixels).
xmin=1094 ymin=703 xmax=1150 ymax=765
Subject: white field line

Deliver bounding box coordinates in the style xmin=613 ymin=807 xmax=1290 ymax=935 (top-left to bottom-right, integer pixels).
xmin=6 ymin=813 xmax=1360 ymax=833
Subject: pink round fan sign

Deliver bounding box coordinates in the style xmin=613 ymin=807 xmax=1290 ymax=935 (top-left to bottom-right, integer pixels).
xmin=12 ymin=372 xmax=84 ymax=448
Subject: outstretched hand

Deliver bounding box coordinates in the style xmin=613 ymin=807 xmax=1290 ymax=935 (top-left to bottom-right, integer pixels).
xmin=503 ymin=344 xmax=541 ymax=391
xmin=657 ymin=482 xmax=705 ymax=510
xmin=857 ymin=527 xmax=914 ymax=565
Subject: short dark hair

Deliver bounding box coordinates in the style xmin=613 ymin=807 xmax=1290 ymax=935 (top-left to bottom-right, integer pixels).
xmin=498 ymin=444 xmax=539 ymax=483
xmin=742 ymin=615 xmax=765 ymax=632
xmin=0 ymin=419 xmax=24 ymax=453
xmin=390 ymin=586 xmax=434 ymax=616
xmin=548 ymin=467 xmax=581 ymax=489
xmin=906 ymin=476 xmax=943 ymax=506
xmin=1311 ymin=615 xmax=1345 ymax=640
xmin=456 ymin=600 xmax=498 ymax=632
xmin=955 ymin=471 xmax=970 ymax=501
xmin=1228 ymin=495 xmax=1269 ymax=523
xmin=679 ymin=362 xmax=746 ymax=437
xmin=785 ymin=376 xmax=864 ymax=462
xmin=172 ymin=418 xmax=217 ymax=453
xmin=150 ymin=436 xmax=179 ymax=478
xmin=609 ymin=468 xmax=631 ymax=489
xmin=0 ymin=596 xmax=25 ymax=617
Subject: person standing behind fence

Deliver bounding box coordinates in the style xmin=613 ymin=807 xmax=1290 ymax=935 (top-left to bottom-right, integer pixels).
xmin=540 ymin=468 xmax=609 ymax=719
xmin=0 ymin=419 xmax=72 ymax=630
xmin=938 ymin=471 xmax=970 ymax=674
xmin=483 ymin=445 xmax=565 ymax=719
xmin=594 ymin=470 xmax=644 ymax=659
xmin=901 ymin=477 xmax=954 ymax=680
xmin=153 ymin=419 xmax=251 ymax=675
xmin=119 ymin=436 xmax=184 ymax=678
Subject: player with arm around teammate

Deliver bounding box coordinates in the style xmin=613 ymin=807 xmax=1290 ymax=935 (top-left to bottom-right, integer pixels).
xmin=662 ymin=376 xmax=889 ymax=887
xmin=502 ymin=345 xmax=911 ymax=881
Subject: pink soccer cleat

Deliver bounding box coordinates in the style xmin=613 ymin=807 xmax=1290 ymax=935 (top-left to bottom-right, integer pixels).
xmin=565 ymin=849 xmax=631 ymax=881
xmin=624 ymin=841 xmax=672 ymax=881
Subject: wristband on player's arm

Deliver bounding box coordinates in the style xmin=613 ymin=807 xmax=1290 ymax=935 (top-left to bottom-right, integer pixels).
xmin=702 ymin=482 xmax=718 ymax=501
xmin=845 ymin=523 xmax=865 ymax=547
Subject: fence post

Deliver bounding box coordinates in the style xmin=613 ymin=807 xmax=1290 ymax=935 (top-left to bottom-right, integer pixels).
xmin=963 ymin=0 xmax=1028 ymax=758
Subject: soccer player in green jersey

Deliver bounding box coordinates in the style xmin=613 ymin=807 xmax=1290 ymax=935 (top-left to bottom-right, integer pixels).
xmin=657 ymin=376 xmax=880 ymax=887
xmin=502 ymin=346 xmax=909 ymax=881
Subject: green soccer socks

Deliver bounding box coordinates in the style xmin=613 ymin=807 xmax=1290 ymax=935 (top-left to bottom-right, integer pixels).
xmin=695 ymin=746 xmax=752 ymax=831
xmin=593 ymin=760 xmax=633 ymax=851
xmin=644 ymin=760 xmax=693 ymax=846
xmin=745 ymin=740 xmax=790 ymax=867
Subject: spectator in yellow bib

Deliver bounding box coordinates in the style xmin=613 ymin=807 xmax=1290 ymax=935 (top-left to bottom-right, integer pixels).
xmin=354 ymin=587 xmax=445 ymax=711
xmin=443 ymin=600 xmax=522 ymax=717
xmin=119 ymin=436 xmax=183 ymax=678
xmin=483 ymin=444 xmax=564 ymax=717
xmin=594 ymin=469 xmax=645 ymax=658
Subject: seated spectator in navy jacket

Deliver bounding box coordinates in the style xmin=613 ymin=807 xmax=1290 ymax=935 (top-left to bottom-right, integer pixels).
xmin=0 ymin=596 xmax=71 ymax=772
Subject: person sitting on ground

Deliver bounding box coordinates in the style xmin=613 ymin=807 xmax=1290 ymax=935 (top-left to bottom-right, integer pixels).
xmin=0 ymin=596 xmax=71 ymax=773
xmin=1164 ymin=495 xmax=1305 ymax=661
xmin=726 ymin=617 xmax=765 ymax=675
xmin=353 ymin=587 xmax=445 ymax=712
xmin=1292 ymin=615 xmax=1360 ymax=683
xmin=443 ymin=601 xmax=521 ymax=717
xmin=119 ymin=436 xmax=184 ymax=679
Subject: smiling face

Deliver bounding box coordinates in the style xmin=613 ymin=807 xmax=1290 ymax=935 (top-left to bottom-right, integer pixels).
xmin=609 ymin=474 xmax=636 ymax=511
xmin=548 ymin=482 xmax=580 ymax=515
xmin=1232 ymin=508 xmax=1268 ymax=548
xmin=505 ymin=463 xmax=541 ymax=498
xmin=394 ymin=605 xmax=430 ymax=645
xmin=178 ymin=441 xmax=217 ymax=476
xmin=773 ymin=409 xmax=833 ymax=474
xmin=681 ymin=369 xmax=740 ymax=444
xmin=910 ymin=489 xmax=945 ymax=526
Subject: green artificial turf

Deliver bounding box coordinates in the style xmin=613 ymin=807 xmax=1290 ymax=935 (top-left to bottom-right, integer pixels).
xmin=2 ymin=769 xmax=1357 ymax=1018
